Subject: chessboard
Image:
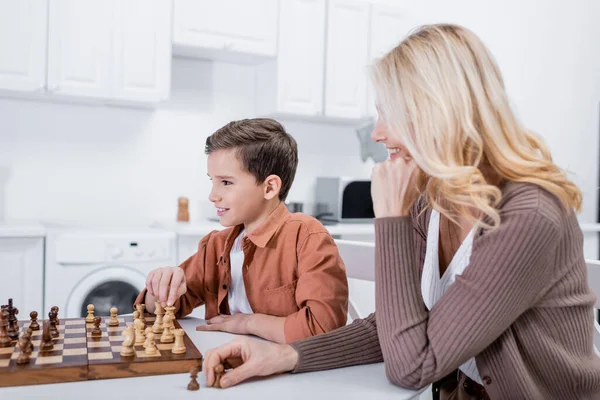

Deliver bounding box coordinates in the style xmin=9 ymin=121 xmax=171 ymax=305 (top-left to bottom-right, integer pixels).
xmin=0 ymin=315 xmax=203 ymax=388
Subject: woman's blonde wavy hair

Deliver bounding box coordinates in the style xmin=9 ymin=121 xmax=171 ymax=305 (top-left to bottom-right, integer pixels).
xmin=371 ymin=24 xmax=582 ymax=229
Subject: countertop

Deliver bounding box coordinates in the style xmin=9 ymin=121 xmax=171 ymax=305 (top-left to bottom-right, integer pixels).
xmin=0 ymin=317 xmax=426 ymax=400
xmin=0 ymin=221 xmax=45 ymax=238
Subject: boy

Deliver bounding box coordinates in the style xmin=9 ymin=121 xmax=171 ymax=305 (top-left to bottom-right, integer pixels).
xmin=135 ymin=118 xmax=348 ymax=343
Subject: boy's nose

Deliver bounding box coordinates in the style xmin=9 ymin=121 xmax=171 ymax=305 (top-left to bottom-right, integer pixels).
xmin=208 ymin=189 xmax=220 ymax=203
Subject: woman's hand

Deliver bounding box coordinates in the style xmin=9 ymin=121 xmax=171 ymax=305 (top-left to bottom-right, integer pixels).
xmin=371 ymin=157 xmax=419 ymax=218
xmin=203 ymin=337 xmax=299 ymax=388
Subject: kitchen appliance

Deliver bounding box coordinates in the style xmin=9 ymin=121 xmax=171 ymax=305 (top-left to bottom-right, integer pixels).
xmin=315 ymin=177 xmax=374 ymax=223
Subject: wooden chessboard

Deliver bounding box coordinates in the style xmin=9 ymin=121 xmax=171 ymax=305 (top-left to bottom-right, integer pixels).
xmin=0 ymin=315 xmax=203 ymax=387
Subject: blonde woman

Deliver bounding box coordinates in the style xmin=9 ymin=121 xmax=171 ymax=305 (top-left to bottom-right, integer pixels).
xmin=200 ymin=24 xmax=600 ymax=399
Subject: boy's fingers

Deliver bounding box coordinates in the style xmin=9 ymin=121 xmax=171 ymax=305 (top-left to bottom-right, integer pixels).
xmin=167 ymin=268 xmax=184 ymax=306
xmin=158 ymin=269 xmax=173 ymax=303
xmin=151 ymin=270 xmax=162 ymax=299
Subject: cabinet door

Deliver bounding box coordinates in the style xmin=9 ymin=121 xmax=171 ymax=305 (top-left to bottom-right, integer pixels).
xmin=112 ymin=0 xmax=172 ymax=102
xmin=324 ymin=0 xmax=370 ymax=119
xmin=367 ymin=4 xmax=410 ymax=117
xmin=276 ymin=0 xmax=326 ymax=115
xmin=173 ymin=0 xmax=278 ymax=57
xmin=46 ymin=0 xmax=113 ymax=98
xmin=0 ymin=0 xmax=48 ymax=92
xmin=0 ymin=238 xmax=44 ymax=316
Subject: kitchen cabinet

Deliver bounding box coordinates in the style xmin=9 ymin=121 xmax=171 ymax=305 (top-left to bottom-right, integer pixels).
xmin=0 ymin=0 xmax=172 ymax=104
xmin=173 ymin=0 xmax=279 ymax=63
xmin=366 ymin=3 xmax=411 ymax=117
xmin=0 ymin=237 xmax=44 ymax=316
xmin=324 ymin=0 xmax=370 ymax=119
xmin=0 ymin=0 xmax=48 ymax=93
xmin=256 ymin=0 xmax=326 ymax=117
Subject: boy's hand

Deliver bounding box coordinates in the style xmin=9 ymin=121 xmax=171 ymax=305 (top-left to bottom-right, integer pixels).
xmin=146 ymin=267 xmax=187 ymax=306
xmin=196 ymin=314 xmax=251 ymax=335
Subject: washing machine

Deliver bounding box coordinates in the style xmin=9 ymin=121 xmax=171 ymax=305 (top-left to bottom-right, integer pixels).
xmin=44 ymin=228 xmax=176 ymax=318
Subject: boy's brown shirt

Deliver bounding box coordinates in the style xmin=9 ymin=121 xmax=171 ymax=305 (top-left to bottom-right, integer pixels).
xmin=136 ymin=202 xmax=348 ymax=342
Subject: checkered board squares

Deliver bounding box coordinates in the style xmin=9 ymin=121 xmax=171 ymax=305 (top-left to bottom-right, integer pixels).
xmin=0 ymin=315 xmax=203 ymax=388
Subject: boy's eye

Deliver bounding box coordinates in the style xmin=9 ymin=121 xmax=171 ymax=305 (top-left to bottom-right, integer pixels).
xmin=222 ymin=180 xmax=232 ymax=186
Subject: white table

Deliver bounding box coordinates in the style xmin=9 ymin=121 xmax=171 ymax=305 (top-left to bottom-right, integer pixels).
xmin=0 ymin=317 xmax=425 ymax=400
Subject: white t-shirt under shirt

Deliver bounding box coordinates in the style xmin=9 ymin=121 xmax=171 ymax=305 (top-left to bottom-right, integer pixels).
xmin=227 ymin=231 xmax=254 ymax=315
xmin=421 ymin=209 xmax=482 ymax=384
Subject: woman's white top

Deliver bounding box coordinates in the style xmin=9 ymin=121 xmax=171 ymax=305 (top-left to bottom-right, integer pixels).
xmin=421 ymin=209 xmax=482 ymax=384
xmin=227 ymin=231 xmax=254 ymax=315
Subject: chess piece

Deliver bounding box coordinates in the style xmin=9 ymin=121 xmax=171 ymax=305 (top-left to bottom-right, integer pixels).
xmin=213 ymin=364 xmax=225 ymax=388
xmin=48 ymin=310 xmax=59 ymax=338
xmin=16 ymin=338 xmax=30 ymax=365
xmin=51 ymin=306 xmax=60 ymax=326
xmin=177 ymin=197 xmax=190 ymax=222
xmin=160 ymin=314 xmax=174 ymax=343
xmin=133 ymin=310 xmax=141 ymax=326
xmin=135 ymin=304 xmax=146 ymax=324
xmin=40 ymin=322 xmax=54 ymax=351
xmin=143 ymin=327 xmax=152 ymax=348
xmin=134 ymin=319 xmax=146 ymax=345
xmin=91 ymin=316 xmax=102 ymax=337
xmin=108 ymin=307 xmax=119 ymax=327
xmin=171 ymin=328 xmax=186 ymax=354
xmin=29 ymin=311 xmax=40 ymax=331
xmin=0 ymin=310 xmax=11 ymax=347
xmin=85 ymin=304 xmax=95 ymax=323
xmin=152 ymin=301 xmax=164 ymax=334
xmin=187 ymin=366 xmax=200 ymax=391
xmin=6 ymin=299 xmax=19 ymax=340
xmin=120 ymin=326 xmax=135 ymax=357
xmin=144 ymin=332 xmax=158 ymax=355
xmin=164 ymin=305 xmax=176 ymax=323
xmin=23 ymin=328 xmax=34 ymax=353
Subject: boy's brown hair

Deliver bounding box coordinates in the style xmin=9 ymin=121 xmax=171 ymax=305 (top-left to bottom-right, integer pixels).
xmin=205 ymin=118 xmax=298 ymax=201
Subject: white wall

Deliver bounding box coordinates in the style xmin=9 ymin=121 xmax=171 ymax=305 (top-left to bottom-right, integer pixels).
xmin=0 ymin=58 xmax=372 ymax=227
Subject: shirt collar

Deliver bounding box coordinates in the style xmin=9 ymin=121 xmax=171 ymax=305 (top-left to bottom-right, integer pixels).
xmin=245 ymin=201 xmax=290 ymax=248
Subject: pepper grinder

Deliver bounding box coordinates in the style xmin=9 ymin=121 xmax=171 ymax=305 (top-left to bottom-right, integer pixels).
xmin=177 ymin=197 xmax=189 ymax=222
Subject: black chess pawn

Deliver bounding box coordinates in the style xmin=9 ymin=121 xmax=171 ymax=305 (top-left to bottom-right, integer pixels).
xmin=29 ymin=311 xmax=40 ymax=331
xmin=22 ymin=329 xmax=34 ymax=353
xmin=16 ymin=338 xmax=30 ymax=365
xmin=51 ymin=306 xmax=60 ymax=326
xmin=91 ymin=316 xmax=102 ymax=337
xmin=48 ymin=310 xmax=59 ymax=338
xmin=187 ymin=366 xmax=200 ymax=391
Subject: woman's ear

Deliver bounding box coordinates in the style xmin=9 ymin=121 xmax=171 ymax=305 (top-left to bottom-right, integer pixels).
xmin=263 ymin=175 xmax=282 ymax=200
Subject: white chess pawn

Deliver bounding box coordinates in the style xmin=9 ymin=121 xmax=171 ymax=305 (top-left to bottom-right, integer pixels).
xmin=160 ymin=314 xmax=174 ymax=343
xmin=152 ymin=312 xmax=164 ymax=334
xmin=134 ymin=319 xmax=146 ymax=345
xmin=108 ymin=307 xmax=119 ymax=327
xmin=135 ymin=304 xmax=146 ymax=324
xmin=143 ymin=327 xmax=152 ymax=348
xmin=120 ymin=326 xmax=135 ymax=357
xmin=171 ymin=328 xmax=186 ymax=354
xmin=164 ymin=306 xmax=176 ymax=323
xmin=144 ymin=332 xmax=158 ymax=355
xmin=85 ymin=304 xmax=95 ymax=323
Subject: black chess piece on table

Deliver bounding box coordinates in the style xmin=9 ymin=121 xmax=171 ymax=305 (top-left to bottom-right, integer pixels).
xmin=187 ymin=366 xmax=200 ymax=391
xmin=0 ymin=310 xmax=11 ymax=347
xmin=49 ymin=310 xmax=59 ymax=338
xmin=29 ymin=311 xmax=40 ymax=331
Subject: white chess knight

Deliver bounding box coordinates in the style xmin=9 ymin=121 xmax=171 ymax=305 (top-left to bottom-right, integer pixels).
xmin=120 ymin=326 xmax=135 ymax=357
xmin=171 ymin=329 xmax=186 ymax=354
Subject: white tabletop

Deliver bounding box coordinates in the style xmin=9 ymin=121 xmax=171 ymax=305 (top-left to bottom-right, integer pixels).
xmin=0 ymin=317 xmax=425 ymax=400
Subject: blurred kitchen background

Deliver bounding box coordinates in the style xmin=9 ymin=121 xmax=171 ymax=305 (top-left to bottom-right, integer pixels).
xmin=0 ymin=0 xmax=599 ymax=320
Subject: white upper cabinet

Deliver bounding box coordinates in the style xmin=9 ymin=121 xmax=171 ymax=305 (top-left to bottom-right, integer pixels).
xmin=173 ymin=0 xmax=279 ymax=62
xmin=46 ymin=0 xmax=113 ymax=98
xmin=0 ymin=0 xmax=48 ymax=92
xmin=112 ymin=0 xmax=172 ymax=103
xmin=367 ymin=3 xmax=410 ymax=117
xmin=256 ymin=0 xmax=326 ymax=117
xmin=324 ymin=0 xmax=370 ymax=119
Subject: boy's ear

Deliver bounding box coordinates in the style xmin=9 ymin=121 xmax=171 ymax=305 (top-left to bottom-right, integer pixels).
xmin=263 ymin=174 xmax=282 ymax=200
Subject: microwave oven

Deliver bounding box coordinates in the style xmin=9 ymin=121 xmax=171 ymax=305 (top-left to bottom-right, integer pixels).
xmin=315 ymin=177 xmax=374 ymax=223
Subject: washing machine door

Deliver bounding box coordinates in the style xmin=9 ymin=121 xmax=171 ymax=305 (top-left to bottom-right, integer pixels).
xmin=65 ymin=266 xmax=146 ymax=318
